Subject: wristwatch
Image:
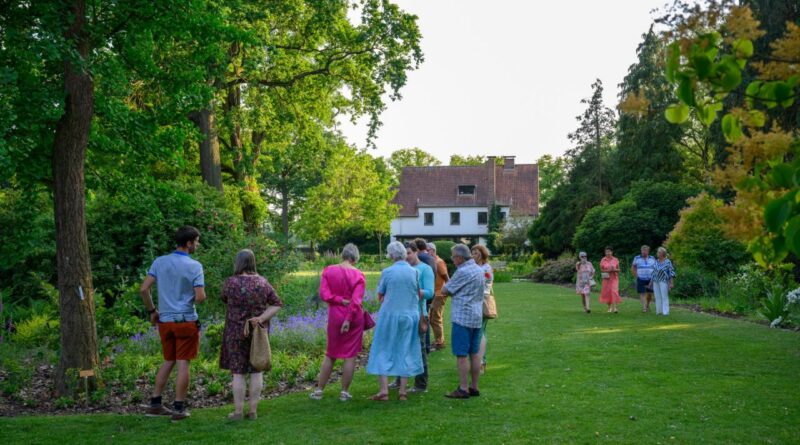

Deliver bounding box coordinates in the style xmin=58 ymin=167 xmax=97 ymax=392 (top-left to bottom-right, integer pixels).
xmin=147 ymin=307 xmax=157 ymax=314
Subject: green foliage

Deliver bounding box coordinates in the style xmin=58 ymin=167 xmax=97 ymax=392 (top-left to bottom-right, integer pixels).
xmin=535 ymin=155 xmax=567 ymax=208
xmin=759 ymin=284 xmax=789 ymax=327
xmin=531 ymin=255 xmax=576 ymax=284
xmin=384 ymin=148 xmax=441 ymax=184
xmin=671 ymin=268 xmax=720 ymax=300
xmin=493 ymin=271 xmax=513 ymax=283
xmin=573 ymin=181 xmax=698 ymax=257
xmin=202 ymin=322 xmax=225 ymax=357
xmin=718 ymin=263 xmax=773 ymax=314
xmin=12 ymin=314 xmax=60 ymax=350
xmin=527 ymin=252 xmax=546 ymax=268
xmin=433 ymin=241 xmax=456 ymax=260
xmin=612 ymin=29 xmax=685 ymax=196
xmin=449 ymin=155 xmax=497 ymax=166
xmin=666 ymin=193 xmax=749 ymax=276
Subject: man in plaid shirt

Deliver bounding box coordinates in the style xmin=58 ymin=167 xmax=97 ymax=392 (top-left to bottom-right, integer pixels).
xmin=440 ymin=243 xmax=485 ymax=399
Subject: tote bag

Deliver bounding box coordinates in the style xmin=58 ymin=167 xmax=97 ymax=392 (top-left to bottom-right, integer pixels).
xmin=244 ymin=320 xmax=272 ymax=372
xmin=483 ymin=287 xmax=498 ymax=319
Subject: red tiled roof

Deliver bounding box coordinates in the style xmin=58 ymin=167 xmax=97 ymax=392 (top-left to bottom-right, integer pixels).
xmin=392 ymin=162 xmax=539 ymax=217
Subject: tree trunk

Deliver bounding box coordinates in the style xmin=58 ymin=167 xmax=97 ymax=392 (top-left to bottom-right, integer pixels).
xmin=189 ymin=108 xmax=223 ymax=191
xmin=280 ymin=181 xmax=290 ymax=239
xmin=53 ymin=0 xmax=99 ymax=396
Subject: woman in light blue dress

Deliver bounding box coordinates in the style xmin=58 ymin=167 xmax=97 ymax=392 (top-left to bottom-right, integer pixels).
xmin=366 ymin=241 xmax=424 ymax=401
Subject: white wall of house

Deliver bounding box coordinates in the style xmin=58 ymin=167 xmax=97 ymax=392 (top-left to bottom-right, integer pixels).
xmin=390 ymin=206 xmax=510 ymax=240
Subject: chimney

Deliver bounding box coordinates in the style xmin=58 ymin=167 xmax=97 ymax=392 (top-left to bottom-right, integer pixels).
xmin=503 ymin=156 xmax=515 ymax=170
xmin=486 ymin=156 xmax=496 ymax=202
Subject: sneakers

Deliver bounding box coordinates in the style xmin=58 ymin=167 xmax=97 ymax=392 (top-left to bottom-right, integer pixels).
xmin=387 ymin=380 xmax=400 ymax=390
xmin=339 ymin=391 xmax=352 ymax=402
xmin=171 ymin=410 xmax=191 ymax=421
xmin=409 ymin=386 xmax=427 ymax=394
xmin=145 ymin=404 xmax=173 ymax=417
xmin=444 ymin=388 xmax=470 ymax=399
xmin=431 ymin=343 xmax=446 ymax=351
xmin=309 ymin=389 xmax=324 ymax=400
xmin=468 ymin=387 xmax=480 ymax=397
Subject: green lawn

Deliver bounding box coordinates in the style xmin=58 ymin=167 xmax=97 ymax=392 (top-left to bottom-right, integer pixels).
xmin=3 ymin=282 xmax=799 ymax=444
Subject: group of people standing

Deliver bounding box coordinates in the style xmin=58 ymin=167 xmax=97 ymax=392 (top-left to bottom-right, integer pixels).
xmin=313 ymin=238 xmax=495 ymax=401
xmin=138 ymin=227 xmax=496 ymax=421
xmin=575 ymin=245 xmax=676 ymax=315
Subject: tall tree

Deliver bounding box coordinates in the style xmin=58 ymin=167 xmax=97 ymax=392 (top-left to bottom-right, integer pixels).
xmin=566 ymin=79 xmax=616 ymax=196
xmin=385 ymin=147 xmax=441 ymax=184
xmin=613 ymin=29 xmax=685 ymax=196
xmin=535 ymin=154 xmax=567 ymax=208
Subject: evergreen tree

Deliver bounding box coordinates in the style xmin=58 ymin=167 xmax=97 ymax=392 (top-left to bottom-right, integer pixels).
xmin=612 ymin=28 xmax=685 ymax=197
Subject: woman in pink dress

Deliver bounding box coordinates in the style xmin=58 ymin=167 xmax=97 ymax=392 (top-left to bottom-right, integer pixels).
xmin=599 ymin=246 xmax=621 ymax=313
xmin=309 ymin=243 xmax=366 ymax=402
xmin=575 ymin=251 xmax=595 ymax=313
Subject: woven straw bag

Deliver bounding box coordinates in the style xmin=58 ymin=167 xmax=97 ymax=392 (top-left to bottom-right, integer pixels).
xmin=243 ymin=320 xmax=272 ymax=372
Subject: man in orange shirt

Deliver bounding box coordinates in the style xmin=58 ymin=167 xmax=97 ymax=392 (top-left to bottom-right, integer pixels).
xmin=428 ymin=243 xmax=450 ymax=351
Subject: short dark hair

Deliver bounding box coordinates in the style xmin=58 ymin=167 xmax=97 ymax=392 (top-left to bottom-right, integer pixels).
xmin=413 ymin=238 xmax=428 ymax=251
xmin=404 ymin=242 xmax=418 ymax=252
xmin=175 ymin=226 xmax=200 ymax=247
xmin=605 ymin=246 xmax=613 ymax=251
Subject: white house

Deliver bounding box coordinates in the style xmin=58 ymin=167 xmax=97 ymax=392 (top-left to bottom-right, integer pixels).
xmin=390 ymin=156 xmax=539 ymax=245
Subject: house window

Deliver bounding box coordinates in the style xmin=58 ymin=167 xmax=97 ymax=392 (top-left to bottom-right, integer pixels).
xmin=424 ymin=212 xmax=434 ymax=226
xmin=458 ymin=185 xmax=476 ymax=195
xmin=499 ymin=211 xmax=507 ymax=222
xmin=477 ymin=211 xmax=488 ymax=225
xmin=450 ymin=212 xmax=461 ymax=225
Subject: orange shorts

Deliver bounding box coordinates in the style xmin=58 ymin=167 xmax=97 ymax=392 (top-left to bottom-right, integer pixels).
xmin=158 ymin=321 xmax=199 ymax=361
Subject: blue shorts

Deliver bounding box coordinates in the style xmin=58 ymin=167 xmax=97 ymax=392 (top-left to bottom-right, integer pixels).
xmin=452 ymin=323 xmax=482 ymax=357
xmin=636 ymin=278 xmax=653 ymax=294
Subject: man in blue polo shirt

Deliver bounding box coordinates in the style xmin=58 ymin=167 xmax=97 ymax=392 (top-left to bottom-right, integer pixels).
xmin=140 ymin=226 xmax=206 ymax=421
xmin=631 ymin=245 xmax=656 ymax=313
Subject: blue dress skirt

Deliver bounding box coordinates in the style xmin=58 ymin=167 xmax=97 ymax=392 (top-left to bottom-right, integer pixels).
xmin=366 ymin=261 xmax=424 ymax=377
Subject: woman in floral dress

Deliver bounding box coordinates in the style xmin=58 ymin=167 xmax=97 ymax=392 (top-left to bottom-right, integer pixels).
xmin=575 ymin=251 xmax=595 ymax=313
xmin=220 ymin=249 xmax=283 ymax=420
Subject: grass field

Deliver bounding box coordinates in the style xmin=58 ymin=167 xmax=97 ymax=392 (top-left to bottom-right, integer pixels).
xmin=2 ymin=282 xmax=799 ymax=444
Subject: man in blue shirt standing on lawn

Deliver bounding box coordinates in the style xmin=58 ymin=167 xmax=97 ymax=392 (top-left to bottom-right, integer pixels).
xmin=140 ymin=226 xmax=206 ymax=421
xmin=632 ymin=245 xmax=656 ymax=313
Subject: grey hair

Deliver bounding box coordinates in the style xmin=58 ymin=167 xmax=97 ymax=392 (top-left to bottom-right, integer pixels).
xmin=451 ymin=243 xmax=471 ymax=260
xmin=427 ymin=242 xmax=436 ymax=252
xmin=341 ymin=243 xmax=360 ymax=263
xmin=579 ymin=251 xmax=587 ymax=258
xmin=386 ymin=241 xmax=407 ymax=261
xmin=234 ymin=249 xmax=257 ymax=275
xmin=657 ymin=246 xmax=668 ymax=257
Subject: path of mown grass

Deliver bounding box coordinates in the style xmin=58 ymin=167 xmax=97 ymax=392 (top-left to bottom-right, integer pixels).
xmin=3 ymin=282 xmax=799 ymax=444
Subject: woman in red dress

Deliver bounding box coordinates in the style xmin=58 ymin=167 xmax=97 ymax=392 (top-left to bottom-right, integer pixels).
xmin=599 ymin=246 xmax=621 ymax=313
xmin=309 ymin=243 xmax=366 ymax=402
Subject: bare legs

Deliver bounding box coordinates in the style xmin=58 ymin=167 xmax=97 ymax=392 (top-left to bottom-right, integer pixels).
xmin=151 ymin=360 xmax=190 ymax=404
xmin=316 ymin=356 xmax=356 ymax=393
xmin=232 ymin=373 xmax=263 ymax=416
xmin=581 ymin=293 xmax=591 ymax=312
xmin=640 ymin=292 xmax=653 ymax=312
xmin=456 ymin=355 xmax=481 ymax=391
xmin=377 ymin=375 xmax=407 ymax=395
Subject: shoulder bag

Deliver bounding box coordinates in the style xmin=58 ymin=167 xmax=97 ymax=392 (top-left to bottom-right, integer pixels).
xmin=483 ymin=285 xmax=498 ymax=319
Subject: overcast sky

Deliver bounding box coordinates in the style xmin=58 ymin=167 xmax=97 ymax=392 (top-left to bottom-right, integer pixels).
xmin=338 ymin=0 xmax=669 ymax=164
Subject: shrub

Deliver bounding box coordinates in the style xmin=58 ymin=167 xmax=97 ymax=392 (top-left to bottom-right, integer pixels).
xmin=493 ymin=271 xmax=513 ymax=283
xmin=275 ymin=274 xmax=321 ymax=316
xmin=433 ymin=241 xmax=456 ymax=259
xmin=759 ymin=284 xmax=789 ymax=327
xmin=528 ymin=252 xmax=546 ymax=268
xmin=573 ymin=180 xmax=698 ymax=257
xmin=12 ymin=313 xmax=60 ymax=349
xmin=531 ymin=254 xmax=576 ymax=284
xmin=718 ymin=263 xmax=772 ymax=314
xmin=666 ymin=193 xmax=748 ymax=276
xmin=671 ymin=268 xmax=720 ymax=300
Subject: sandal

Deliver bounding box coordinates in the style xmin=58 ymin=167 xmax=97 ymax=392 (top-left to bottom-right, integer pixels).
xmin=339 ymin=391 xmax=352 ymax=402
xmin=227 ymin=412 xmax=244 ymax=421
xmin=398 ymin=393 xmax=408 ymax=401
xmin=369 ymin=393 xmax=389 ymax=401
xmin=309 ymin=389 xmax=323 ymax=400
